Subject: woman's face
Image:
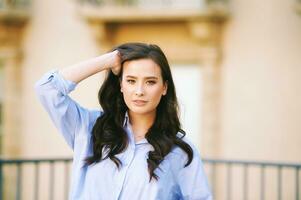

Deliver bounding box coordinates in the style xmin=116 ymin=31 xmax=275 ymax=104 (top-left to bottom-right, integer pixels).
xmin=120 ymin=58 xmax=167 ymax=116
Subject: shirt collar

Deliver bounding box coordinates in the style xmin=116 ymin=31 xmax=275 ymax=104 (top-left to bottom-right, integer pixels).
xmin=123 ymin=111 xmax=129 ymax=127
xmin=135 ymin=138 xmax=148 ymax=145
xmin=123 ymin=111 xmax=148 ymax=145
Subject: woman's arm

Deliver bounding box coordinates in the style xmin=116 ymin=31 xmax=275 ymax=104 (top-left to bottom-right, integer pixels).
xmin=59 ymin=50 xmax=121 ymax=83
xmin=35 ymin=50 xmax=121 ymax=150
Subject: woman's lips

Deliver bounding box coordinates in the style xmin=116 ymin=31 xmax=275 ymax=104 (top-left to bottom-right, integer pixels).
xmin=133 ymin=100 xmax=148 ymax=106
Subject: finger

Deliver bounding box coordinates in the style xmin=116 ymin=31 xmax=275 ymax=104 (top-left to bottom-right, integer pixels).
xmin=112 ymin=66 xmax=120 ymax=75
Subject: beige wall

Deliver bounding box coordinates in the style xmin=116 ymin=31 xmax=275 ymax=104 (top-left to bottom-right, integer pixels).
xmin=216 ymin=1 xmax=301 ymax=198
xmin=22 ymin=0 xmax=104 ymax=158
xmin=1 ymin=0 xmax=300 ymax=199
xmin=220 ymin=0 xmax=301 ymax=162
xmin=15 ymin=0 xmax=103 ymax=199
xmin=21 ymin=4 xmax=212 ymax=158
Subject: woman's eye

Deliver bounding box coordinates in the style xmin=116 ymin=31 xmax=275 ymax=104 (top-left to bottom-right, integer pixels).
xmin=146 ymin=81 xmax=156 ymax=85
xmin=126 ymin=80 xmax=135 ymax=84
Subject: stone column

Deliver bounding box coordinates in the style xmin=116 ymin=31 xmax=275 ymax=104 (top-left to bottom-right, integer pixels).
xmin=1 ymin=48 xmax=22 ymax=157
xmin=88 ymin=21 xmax=114 ymax=52
xmin=0 ymin=22 xmax=25 ymax=199
xmin=188 ymin=21 xmax=223 ymax=158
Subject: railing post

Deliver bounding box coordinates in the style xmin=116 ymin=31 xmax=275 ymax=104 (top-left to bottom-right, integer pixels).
xmin=226 ymin=163 xmax=232 ymax=200
xmin=16 ymin=163 xmax=22 ymax=200
xmin=296 ymin=167 xmax=299 ymax=200
xmin=278 ymin=166 xmax=282 ymax=200
xmin=260 ymin=165 xmax=266 ymax=200
xmin=0 ymin=160 xmax=3 ymax=200
xmin=243 ymin=164 xmax=248 ymax=200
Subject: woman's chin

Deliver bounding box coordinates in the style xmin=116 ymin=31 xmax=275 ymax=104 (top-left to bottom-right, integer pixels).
xmin=129 ymin=109 xmax=148 ymax=115
xmin=128 ymin=107 xmax=155 ymax=115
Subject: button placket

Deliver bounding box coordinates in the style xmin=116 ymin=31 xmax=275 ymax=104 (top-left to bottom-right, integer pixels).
xmin=114 ymin=144 xmax=135 ymax=199
xmin=114 ymin=116 xmax=138 ymax=199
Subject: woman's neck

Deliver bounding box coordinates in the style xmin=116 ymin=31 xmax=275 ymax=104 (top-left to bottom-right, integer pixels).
xmin=128 ymin=110 xmax=156 ymax=139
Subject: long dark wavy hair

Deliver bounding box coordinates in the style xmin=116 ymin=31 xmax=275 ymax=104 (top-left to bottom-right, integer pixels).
xmin=85 ymin=42 xmax=193 ymax=182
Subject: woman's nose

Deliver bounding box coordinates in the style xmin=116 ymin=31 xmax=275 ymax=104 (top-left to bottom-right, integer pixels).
xmin=135 ymin=85 xmax=144 ymax=96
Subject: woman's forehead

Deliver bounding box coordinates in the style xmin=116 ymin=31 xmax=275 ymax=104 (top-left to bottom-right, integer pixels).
xmin=122 ymin=58 xmax=162 ymax=78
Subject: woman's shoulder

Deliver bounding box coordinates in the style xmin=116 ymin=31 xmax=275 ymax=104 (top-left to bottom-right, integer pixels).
xmin=88 ymin=108 xmax=103 ymax=118
xmin=173 ymin=132 xmax=198 ymax=152
xmin=86 ymin=109 xmax=103 ymax=129
xmin=169 ymin=132 xmax=201 ymax=163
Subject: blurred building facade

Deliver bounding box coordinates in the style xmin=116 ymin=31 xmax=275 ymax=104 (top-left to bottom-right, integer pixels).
xmin=0 ymin=0 xmax=300 ymax=199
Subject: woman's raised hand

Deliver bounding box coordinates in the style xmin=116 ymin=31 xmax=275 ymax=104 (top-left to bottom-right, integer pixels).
xmin=59 ymin=49 xmax=122 ymax=83
xmin=105 ymin=50 xmax=121 ymax=75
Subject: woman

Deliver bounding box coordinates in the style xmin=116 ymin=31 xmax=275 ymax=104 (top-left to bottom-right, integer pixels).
xmin=35 ymin=42 xmax=212 ymax=200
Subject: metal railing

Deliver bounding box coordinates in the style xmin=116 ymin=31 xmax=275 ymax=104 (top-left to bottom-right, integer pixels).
xmin=77 ymin=0 xmax=136 ymax=6
xmin=0 ymin=0 xmax=31 ymax=9
xmin=0 ymin=158 xmax=72 ymax=200
xmin=77 ymin=0 xmax=228 ymax=8
xmin=0 ymin=157 xmax=300 ymax=199
xmin=297 ymin=0 xmax=301 ymax=14
xmin=203 ymin=158 xmax=301 ymax=200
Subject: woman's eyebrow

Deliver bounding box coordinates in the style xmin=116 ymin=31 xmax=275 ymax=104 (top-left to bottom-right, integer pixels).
xmin=125 ymin=75 xmax=158 ymax=80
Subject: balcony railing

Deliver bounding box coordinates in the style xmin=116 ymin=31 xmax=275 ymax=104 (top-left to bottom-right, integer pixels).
xmin=0 ymin=0 xmax=31 ymax=9
xmin=0 ymin=0 xmax=31 ymax=23
xmin=0 ymin=158 xmax=72 ymax=200
xmin=0 ymin=157 xmax=300 ymax=199
xmin=76 ymin=0 xmax=229 ymax=23
xmin=77 ymin=0 xmax=227 ymax=8
xmin=204 ymin=158 xmax=301 ymax=200
xmin=297 ymin=0 xmax=301 ymax=14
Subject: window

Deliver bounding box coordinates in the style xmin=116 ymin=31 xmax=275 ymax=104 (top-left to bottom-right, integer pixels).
xmin=171 ymin=64 xmax=203 ymax=149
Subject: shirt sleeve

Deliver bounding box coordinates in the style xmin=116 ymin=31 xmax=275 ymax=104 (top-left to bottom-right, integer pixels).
xmin=34 ymin=69 xmax=100 ymax=150
xmin=177 ymin=138 xmax=213 ymax=200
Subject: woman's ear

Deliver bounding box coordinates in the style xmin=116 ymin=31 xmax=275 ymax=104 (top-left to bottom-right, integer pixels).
xmin=120 ymin=78 xmax=123 ymax=93
xmin=163 ymin=81 xmax=168 ymax=96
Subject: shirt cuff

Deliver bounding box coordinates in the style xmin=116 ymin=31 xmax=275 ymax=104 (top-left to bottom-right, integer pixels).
xmin=35 ymin=69 xmax=77 ymax=95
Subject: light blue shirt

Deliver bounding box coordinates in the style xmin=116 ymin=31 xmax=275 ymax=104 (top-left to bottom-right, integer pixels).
xmin=35 ymin=70 xmax=213 ymax=200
